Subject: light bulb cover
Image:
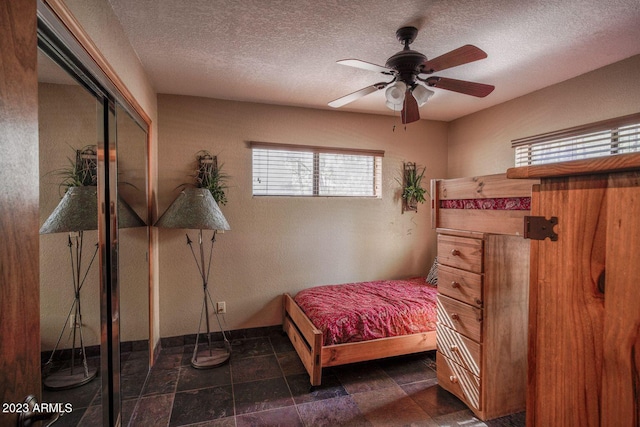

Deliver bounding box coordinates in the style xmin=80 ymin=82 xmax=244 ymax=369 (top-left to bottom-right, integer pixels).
xmin=412 ymin=84 xmax=435 ymax=107
xmin=385 ymin=81 xmax=407 ymax=105
xmin=386 ymin=100 xmax=401 ymax=111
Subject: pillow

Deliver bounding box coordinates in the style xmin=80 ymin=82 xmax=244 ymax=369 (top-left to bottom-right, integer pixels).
xmin=426 ymin=257 xmax=438 ymax=285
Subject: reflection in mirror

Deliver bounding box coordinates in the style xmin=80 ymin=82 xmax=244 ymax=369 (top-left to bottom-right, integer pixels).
xmin=37 ymin=48 xmax=152 ymax=423
xmin=38 ymin=48 xmax=102 ymax=401
xmin=116 ymin=103 xmax=151 ymax=398
xmin=36 ymin=4 xmax=152 ymax=423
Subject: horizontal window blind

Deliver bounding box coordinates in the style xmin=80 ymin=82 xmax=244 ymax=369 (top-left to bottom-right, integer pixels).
xmin=251 ymin=142 xmax=383 ymax=197
xmin=512 ymin=113 xmax=640 ymax=167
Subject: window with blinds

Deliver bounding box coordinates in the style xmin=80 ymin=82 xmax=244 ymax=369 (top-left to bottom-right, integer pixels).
xmin=251 ymin=142 xmax=384 ymax=197
xmin=512 ymin=113 xmax=640 ymax=167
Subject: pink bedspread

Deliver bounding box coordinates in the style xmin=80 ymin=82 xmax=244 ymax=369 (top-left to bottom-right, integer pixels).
xmin=294 ymin=277 xmax=438 ymax=346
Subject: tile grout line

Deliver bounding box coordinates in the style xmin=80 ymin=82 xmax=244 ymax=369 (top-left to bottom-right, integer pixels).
xmin=270 ymin=335 xmax=308 ymax=427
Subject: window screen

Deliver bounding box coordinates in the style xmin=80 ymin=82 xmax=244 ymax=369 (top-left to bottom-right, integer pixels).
xmin=512 ymin=114 xmax=640 ymax=167
xmin=251 ymin=142 xmax=383 ymax=197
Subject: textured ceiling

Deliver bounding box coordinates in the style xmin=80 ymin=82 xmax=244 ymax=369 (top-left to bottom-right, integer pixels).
xmin=107 ymin=0 xmax=640 ymax=121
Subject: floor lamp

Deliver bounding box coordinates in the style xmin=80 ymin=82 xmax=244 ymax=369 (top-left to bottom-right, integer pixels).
xmin=40 ymin=185 xmax=145 ymax=390
xmin=155 ymin=187 xmax=231 ymax=368
xmin=40 ymin=185 xmax=99 ymax=390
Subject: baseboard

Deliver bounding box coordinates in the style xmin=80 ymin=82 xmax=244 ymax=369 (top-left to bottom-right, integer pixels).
xmin=159 ymin=324 xmax=283 ymax=349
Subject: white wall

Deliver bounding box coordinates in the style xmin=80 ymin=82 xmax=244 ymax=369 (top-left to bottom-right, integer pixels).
xmin=157 ymin=95 xmax=448 ymax=337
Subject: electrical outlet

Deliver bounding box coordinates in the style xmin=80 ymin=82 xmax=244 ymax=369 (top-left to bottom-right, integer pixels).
xmin=216 ymin=301 xmax=226 ymax=314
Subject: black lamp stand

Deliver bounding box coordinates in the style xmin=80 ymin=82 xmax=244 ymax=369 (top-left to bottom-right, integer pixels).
xmin=43 ymin=231 xmax=99 ymax=390
xmin=187 ymin=229 xmax=231 ymax=368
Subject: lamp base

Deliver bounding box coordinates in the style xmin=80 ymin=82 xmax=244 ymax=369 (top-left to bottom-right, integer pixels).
xmin=43 ymin=366 xmax=98 ymax=390
xmin=191 ymin=344 xmax=231 ymax=369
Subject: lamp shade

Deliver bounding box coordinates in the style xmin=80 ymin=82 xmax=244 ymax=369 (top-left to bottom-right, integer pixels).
xmin=154 ymin=187 xmax=230 ymax=231
xmin=118 ymin=196 xmax=147 ymax=229
xmin=40 ymin=186 xmax=146 ymax=234
xmin=40 ymin=186 xmax=98 ymax=234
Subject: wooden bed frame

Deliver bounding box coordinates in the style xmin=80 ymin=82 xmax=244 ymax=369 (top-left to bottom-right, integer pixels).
xmin=282 ymin=173 xmax=538 ymax=387
xmin=282 ymin=293 xmax=436 ymax=386
xmin=431 ymin=173 xmax=538 ymax=235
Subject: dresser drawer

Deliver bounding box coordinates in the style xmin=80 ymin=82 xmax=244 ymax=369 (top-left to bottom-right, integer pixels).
xmin=437 ymin=352 xmax=481 ymax=411
xmin=437 ymin=294 xmax=483 ymax=342
xmin=438 ymin=264 xmax=483 ymax=307
xmin=438 ymin=234 xmax=483 ymax=273
xmin=437 ymin=323 xmax=481 ymax=377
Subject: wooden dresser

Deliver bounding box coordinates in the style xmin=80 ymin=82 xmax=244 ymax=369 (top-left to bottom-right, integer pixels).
xmin=436 ymin=229 xmax=530 ymax=420
xmin=508 ymin=153 xmax=640 ymax=426
xmin=432 ymin=174 xmax=538 ymax=420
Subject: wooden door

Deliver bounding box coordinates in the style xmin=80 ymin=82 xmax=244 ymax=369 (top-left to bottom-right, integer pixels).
xmin=601 ymin=171 xmax=640 ymax=426
xmin=0 ymin=1 xmax=42 ymax=425
xmin=527 ymin=171 xmax=640 ymax=426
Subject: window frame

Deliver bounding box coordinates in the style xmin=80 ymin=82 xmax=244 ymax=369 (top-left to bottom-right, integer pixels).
xmin=250 ymin=141 xmax=384 ymax=198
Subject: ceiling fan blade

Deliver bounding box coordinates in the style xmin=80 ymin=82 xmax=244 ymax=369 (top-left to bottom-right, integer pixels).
xmin=401 ymin=90 xmax=420 ymax=124
xmin=420 ymin=45 xmax=488 ymax=74
xmin=337 ymin=59 xmax=395 ymax=75
xmin=425 ymin=76 xmax=494 ymax=98
xmin=328 ymin=82 xmax=388 ymax=108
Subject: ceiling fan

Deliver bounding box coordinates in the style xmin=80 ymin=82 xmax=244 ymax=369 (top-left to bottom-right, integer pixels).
xmin=328 ymin=26 xmax=495 ymax=124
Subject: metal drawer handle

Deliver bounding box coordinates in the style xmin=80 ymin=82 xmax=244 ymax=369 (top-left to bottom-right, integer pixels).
xmin=451 ymin=249 xmax=461 ymax=256
xmin=451 ymin=313 xmax=460 ymax=321
xmin=451 ymin=281 xmax=460 ymax=288
xmin=449 ymin=375 xmax=458 ymax=384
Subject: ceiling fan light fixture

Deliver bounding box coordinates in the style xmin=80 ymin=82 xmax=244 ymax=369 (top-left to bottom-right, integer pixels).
xmin=412 ymin=84 xmax=435 ymax=107
xmin=328 ymin=27 xmax=492 ymax=120
xmin=385 ymin=81 xmax=406 ymax=105
xmin=385 ymin=100 xmax=401 ymax=111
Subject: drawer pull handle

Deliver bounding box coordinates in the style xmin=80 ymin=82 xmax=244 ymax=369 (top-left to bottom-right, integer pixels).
xmin=450 ymin=344 xmax=459 ymax=352
xmin=451 ymin=281 xmax=460 ymax=289
xmin=451 ymin=249 xmax=461 ymax=256
xmin=451 ymin=313 xmax=460 ymax=321
xmin=449 ymin=375 xmax=458 ymax=384
xmin=475 ymin=298 xmax=482 ymax=306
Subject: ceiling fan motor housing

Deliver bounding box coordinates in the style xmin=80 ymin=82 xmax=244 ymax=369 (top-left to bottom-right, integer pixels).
xmin=385 ymin=49 xmax=426 ymax=86
xmin=386 ymin=27 xmax=426 ymax=87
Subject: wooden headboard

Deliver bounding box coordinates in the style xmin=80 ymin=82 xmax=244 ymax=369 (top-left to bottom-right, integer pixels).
xmin=431 ymin=173 xmax=539 ymax=236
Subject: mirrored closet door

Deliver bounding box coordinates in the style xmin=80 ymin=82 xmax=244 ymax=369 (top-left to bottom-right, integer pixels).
xmin=36 ymin=0 xmax=151 ymax=424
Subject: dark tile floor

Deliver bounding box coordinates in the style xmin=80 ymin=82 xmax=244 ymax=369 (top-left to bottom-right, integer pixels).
xmin=43 ymin=332 xmax=525 ymax=426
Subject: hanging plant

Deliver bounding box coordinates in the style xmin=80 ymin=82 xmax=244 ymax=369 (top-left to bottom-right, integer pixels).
xmin=399 ymin=162 xmax=428 ymax=212
xmin=54 ymin=145 xmax=98 ymax=194
xmin=194 ymin=150 xmax=229 ymax=206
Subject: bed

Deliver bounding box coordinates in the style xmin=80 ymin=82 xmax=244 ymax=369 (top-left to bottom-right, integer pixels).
xmin=282 ymin=276 xmax=438 ymax=386
xmin=283 ymin=173 xmax=538 ymax=387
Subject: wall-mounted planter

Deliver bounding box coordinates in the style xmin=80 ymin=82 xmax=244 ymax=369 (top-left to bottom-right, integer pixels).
xmin=401 ymin=162 xmax=427 ymax=213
